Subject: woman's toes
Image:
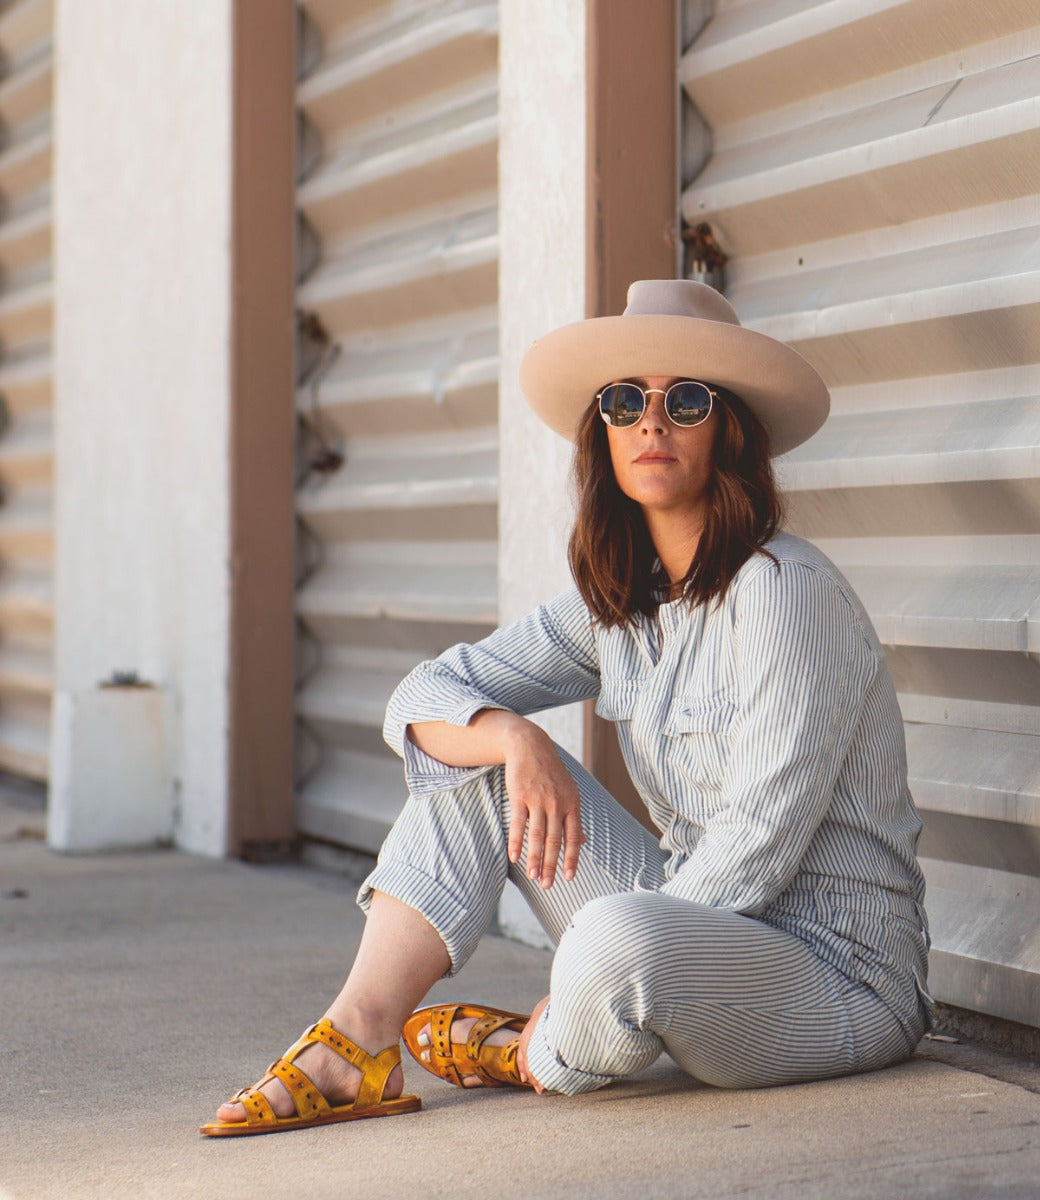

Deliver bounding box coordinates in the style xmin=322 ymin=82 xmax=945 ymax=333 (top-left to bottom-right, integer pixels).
xmin=215 ymin=1099 xmax=247 ymax=1122
xmin=213 ymin=1078 xmax=296 ymax=1124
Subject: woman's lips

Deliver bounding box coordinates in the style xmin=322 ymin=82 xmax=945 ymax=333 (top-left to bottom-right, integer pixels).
xmin=634 ymin=451 xmax=676 ymax=463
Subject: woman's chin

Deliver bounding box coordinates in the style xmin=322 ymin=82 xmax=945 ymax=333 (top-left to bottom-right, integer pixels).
xmin=625 ymin=489 xmax=707 ymax=519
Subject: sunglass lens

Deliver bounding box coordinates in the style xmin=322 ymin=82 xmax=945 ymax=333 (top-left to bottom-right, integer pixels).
xmin=599 ymin=383 xmax=645 ymax=427
xmin=666 ymin=381 xmax=713 ymax=426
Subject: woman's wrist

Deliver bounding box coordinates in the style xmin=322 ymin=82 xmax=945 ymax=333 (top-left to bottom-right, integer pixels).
xmin=470 ymin=708 xmax=548 ymax=762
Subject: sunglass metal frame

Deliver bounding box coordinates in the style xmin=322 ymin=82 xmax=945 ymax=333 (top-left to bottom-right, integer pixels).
xmin=596 ymin=380 xmax=717 ymax=429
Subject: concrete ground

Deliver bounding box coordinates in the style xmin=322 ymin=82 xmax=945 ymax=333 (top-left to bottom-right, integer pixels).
xmin=3 ymin=797 xmax=1040 ymax=1200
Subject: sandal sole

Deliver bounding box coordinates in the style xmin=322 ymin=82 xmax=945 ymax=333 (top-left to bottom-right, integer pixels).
xmin=199 ymin=1094 xmax=421 ymax=1137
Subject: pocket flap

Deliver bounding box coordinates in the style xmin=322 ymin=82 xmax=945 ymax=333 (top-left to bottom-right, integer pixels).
xmin=594 ymin=678 xmax=641 ymax=721
xmin=665 ymin=692 xmax=737 ymax=735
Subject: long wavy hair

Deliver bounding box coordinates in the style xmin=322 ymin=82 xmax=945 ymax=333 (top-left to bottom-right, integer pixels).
xmin=567 ymin=386 xmax=782 ymax=627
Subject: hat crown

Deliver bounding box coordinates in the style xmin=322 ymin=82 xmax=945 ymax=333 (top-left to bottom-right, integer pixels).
xmin=624 ymin=279 xmax=741 ymax=328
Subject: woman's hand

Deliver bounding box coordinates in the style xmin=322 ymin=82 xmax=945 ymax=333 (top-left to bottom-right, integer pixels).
xmin=500 ymin=718 xmax=585 ymax=888
xmin=407 ymin=709 xmax=585 ymax=888
xmin=517 ymin=994 xmax=551 ymax=1093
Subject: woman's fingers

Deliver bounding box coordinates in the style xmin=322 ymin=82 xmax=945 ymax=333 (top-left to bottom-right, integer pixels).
xmin=507 ymin=801 xmax=529 ymax=866
xmin=561 ymin=808 xmax=585 ymax=882
xmin=539 ymin=826 xmax=563 ymax=888
xmin=503 ymin=736 xmax=584 ymax=888
xmin=526 ymin=812 xmax=546 ymax=882
xmin=510 ymin=801 xmax=580 ymax=888
xmin=532 ymin=805 xmax=584 ymax=889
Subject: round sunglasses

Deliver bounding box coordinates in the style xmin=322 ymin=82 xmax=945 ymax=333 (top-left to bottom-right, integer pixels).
xmin=597 ymin=380 xmax=716 ymax=429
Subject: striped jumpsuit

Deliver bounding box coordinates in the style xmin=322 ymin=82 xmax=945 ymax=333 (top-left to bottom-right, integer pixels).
xmin=358 ymin=532 xmax=932 ymax=1095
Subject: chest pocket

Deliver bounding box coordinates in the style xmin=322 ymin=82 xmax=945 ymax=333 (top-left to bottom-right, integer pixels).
xmin=663 ymin=692 xmax=737 ymax=792
xmin=594 ymin=678 xmax=641 ymax=722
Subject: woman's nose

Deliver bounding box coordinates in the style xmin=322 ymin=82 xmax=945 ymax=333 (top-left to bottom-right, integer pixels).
xmin=640 ymin=393 xmax=667 ymax=432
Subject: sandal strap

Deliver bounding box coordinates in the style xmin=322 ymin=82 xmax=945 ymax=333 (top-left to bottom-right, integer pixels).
xmin=232 ymin=1086 xmax=277 ymax=1127
xmin=269 ymin=1058 xmax=330 ymax=1120
xmin=466 ymin=1014 xmax=517 ymax=1058
xmin=431 ymin=1005 xmax=459 ymax=1061
xmin=441 ymin=1060 xmax=465 ymax=1087
xmin=456 ymin=1036 xmax=521 ymax=1086
xmin=356 ymin=1046 xmax=403 ymax=1107
xmin=303 ymin=1018 xmax=402 ymax=1107
xmin=452 ymin=1047 xmax=499 ymax=1087
xmin=426 ymin=1007 xmax=475 ymax=1086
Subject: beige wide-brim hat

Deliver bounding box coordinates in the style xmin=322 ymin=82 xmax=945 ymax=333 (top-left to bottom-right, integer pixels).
xmin=519 ymin=279 xmax=829 ymax=457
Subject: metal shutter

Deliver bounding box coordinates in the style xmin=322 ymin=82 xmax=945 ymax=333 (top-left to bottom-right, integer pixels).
xmin=293 ymin=0 xmax=499 ymax=852
xmin=0 ymin=0 xmax=53 ymax=782
xmin=681 ymin=2 xmax=1040 ymax=1027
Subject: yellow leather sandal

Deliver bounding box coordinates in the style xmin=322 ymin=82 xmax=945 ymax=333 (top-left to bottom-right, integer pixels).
xmin=200 ymin=1018 xmax=421 ymax=1137
xmin=402 ymin=1003 xmax=533 ymax=1088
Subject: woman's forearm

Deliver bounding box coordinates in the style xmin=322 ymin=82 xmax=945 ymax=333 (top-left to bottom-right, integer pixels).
xmin=406 ymin=708 xmax=549 ymax=769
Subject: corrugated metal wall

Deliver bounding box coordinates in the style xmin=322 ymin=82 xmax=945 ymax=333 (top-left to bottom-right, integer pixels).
xmin=0 ymin=0 xmax=53 ymax=782
xmin=681 ymin=1 xmax=1040 ymax=1027
xmin=293 ymin=0 xmax=499 ymax=852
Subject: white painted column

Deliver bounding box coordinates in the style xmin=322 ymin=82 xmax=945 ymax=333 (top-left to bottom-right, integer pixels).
xmin=498 ymin=0 xmax=587 ymax=944
xmin=49 ymin=0 xmax=234 ymax=856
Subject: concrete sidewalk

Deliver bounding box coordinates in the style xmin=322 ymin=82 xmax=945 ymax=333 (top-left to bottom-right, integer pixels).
xmin=3 ymin=802 xmax=1039 ymax=1200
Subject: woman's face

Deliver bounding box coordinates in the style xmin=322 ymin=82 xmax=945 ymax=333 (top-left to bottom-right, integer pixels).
xmin=604 ymin=375 xmax=718 ymax=521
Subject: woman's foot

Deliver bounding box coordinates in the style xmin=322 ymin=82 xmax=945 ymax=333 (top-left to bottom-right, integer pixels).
xmin=406 ymin=1000 xmax=550 ymax=1091
xmin=414 ymin=1014 xmax=521 ymax=1087
xmin=214 ymin=1012 xmax=404 ymax=1123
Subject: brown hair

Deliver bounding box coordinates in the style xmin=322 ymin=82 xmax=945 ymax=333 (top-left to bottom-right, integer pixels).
xmin=567 ymin=387 xmax=782 ymax=627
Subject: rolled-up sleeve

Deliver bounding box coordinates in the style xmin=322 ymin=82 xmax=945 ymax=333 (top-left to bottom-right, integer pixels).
xmin=660 ymin=560 xmax=877 ymax=913
xmin=383 ymin=588 xmax=600 ymax=795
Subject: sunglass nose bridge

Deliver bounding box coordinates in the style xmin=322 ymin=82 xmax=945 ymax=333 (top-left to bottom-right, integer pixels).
xmin=641 ymin=390 xmax=669 ymax=429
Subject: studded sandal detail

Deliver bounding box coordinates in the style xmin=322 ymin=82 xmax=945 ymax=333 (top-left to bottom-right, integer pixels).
xmin=200 ymin=1019 xmax=421 ymax=1137
xmin=402 ymin=1003 xmax=532 ymax=1089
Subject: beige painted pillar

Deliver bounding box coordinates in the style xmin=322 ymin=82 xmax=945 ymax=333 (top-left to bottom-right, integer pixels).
xmin=50 ymin=0 xmax=294 ymax=857
xmin=583 ymin=0 xmax=678 ymax=824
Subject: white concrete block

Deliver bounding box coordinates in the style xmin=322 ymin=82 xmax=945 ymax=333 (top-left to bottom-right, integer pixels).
xmin=48 ymin=685 xmax=174 ymax=852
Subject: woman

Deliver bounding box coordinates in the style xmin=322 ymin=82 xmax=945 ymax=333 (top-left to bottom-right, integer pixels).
xmin=201 ymin=280 xmax=931 ymax=1136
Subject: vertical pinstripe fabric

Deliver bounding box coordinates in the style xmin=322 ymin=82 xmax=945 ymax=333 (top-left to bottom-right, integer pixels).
xmin=361 ymin=532 xmax=931 ymax=1094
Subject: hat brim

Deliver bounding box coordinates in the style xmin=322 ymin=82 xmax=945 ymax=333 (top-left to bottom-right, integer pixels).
xmin=519 ymin=314 xmax=829 ymax=457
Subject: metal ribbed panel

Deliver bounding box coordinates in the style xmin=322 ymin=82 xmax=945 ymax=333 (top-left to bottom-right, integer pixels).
xmin=294 ymin=0 xmax=498 ymax=852
xmin=0 ymin=0 xmax=52 ymax=781
xmin=682 ymin=2 xmax=1040 ymax=1027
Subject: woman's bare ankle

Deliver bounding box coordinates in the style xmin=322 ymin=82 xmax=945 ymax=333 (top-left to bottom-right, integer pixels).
xmin=323 ymin=1001 xmax=405 ymax=1054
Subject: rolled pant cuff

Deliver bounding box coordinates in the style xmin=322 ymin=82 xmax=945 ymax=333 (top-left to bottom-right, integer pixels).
xmin=523 ymin=1005 xmax=615 ymax=1096
xmin=357 ymin=860 xmax=476 ymax=977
